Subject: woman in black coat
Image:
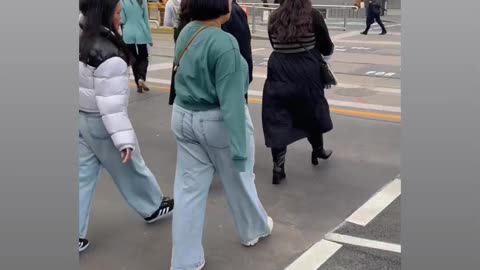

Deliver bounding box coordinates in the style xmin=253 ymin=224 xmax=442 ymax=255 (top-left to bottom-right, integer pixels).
xmin=263 ymin=0 xmax=334 ymax=185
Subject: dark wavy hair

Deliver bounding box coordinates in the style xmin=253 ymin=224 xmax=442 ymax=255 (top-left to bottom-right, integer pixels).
xmin=178 ymin=0 xmax=192 ymax=30
xmin=79 ymin=0 xmax=131 ymax=65
xmin=268 ymin=0 xmax=313 ymax=42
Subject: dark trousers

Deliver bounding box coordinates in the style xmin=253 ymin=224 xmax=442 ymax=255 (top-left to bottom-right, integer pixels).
xmin=364 ymin=13 xmax=387 ymax=33
xmin=126 ymin=44 xmax=149 ymax=86
xmin=271 ymin=134 xmax=325 ymax=168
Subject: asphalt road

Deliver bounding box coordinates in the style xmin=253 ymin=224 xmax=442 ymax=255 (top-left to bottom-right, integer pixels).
xmin=80 ymin=26 xmax=401 ymax=270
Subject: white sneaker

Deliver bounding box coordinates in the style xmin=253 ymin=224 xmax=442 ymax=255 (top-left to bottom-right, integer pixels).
xmin=243 ymin=216 xmax=274 ymax=247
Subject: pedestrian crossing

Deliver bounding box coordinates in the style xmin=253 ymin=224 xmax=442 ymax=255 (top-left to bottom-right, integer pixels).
xmin=130 ymin=65 xmax=401 ymax=116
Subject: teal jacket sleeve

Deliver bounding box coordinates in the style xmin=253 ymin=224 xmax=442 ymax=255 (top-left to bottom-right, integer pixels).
xmin=215 ymin=48 xmax=248 ymax=172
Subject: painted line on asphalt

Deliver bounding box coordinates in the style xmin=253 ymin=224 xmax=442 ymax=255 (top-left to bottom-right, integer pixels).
xmin=332 ymin=31 xmax=362 ymax=41
xmin=252 ymin=74 xmax=401 ymax=94
xmin=346 ymin=178 xmax=401 ymax=226
xmin=144 ymin=78 xmax=401 ymax=113
xmin=284 ymin=240 xmax=343 ymax=270
xmin=147 ymin=62 xmax=172 ymax=71
xmin=335 ymin=40 xmax=401 ymax=46
xmin=248 ymin=90 xmax=400 ymax=113
xmin=325 ymin=233 xmax=401 ymax=253
xmin=332 ymin=24 xmax=401 ymax=42
xmin=373 ymin=23 xmax=402 ymax=30
xmin=129 ymin=82 xmax=401 ymax=121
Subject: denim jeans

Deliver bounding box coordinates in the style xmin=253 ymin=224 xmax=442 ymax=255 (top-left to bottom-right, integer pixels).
xmin=78 ymin=111 xmax=163 ymax=238
xmin=170 ymin=104 xmax=270 ymax=270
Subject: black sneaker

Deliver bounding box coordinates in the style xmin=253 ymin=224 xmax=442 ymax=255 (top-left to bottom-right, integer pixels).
xmin=79 ymin=238 xmax=89 ymax=253
xmin=144 ymin=197 xmax=174 ymax=224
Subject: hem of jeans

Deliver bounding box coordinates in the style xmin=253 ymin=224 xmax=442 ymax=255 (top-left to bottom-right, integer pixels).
xmin=170 ymin=259 xmax=205 ymax=270
xmin=240 ymin=229 xmax=272 ymax=246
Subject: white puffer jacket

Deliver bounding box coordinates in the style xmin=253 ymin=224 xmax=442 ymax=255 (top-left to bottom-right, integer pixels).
xmin=79 ymin=31 xmax=136 ymax=152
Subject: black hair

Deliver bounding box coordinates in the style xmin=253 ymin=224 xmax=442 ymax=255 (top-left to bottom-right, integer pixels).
xmin=79 ymin=0 xmax=132 ymax=65
xmin=178 ymin=0 xmax=191 ymax=29
xmin=269 ymin=0 xmax=313 ymax=42
xmin=79 ymin=0 xmax=88 ymax=15
xmin=188 ymin=0 xmax=230 ymax=21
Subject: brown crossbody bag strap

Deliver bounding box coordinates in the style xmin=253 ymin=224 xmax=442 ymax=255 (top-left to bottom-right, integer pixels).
xmin=168 ymin=25 xmax=211 ymax=105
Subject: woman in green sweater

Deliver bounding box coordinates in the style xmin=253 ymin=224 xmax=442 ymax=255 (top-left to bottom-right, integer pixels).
xmin=170 ymin=0 xmax=273 ymax=269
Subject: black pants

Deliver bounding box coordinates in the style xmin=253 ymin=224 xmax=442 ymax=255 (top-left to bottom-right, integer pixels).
xmin=126 ymin=44 xmax=149 ymax=86
xmin=364 ymin=13 xmax=386 ymax=33
xmin=271 ymin=134 xmax=325 ymax=168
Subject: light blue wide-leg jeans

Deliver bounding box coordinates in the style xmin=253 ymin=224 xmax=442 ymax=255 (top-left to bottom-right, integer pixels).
xmin=170 ymin=104 xmax=270 ymax=270
xmin=78 ymin=111 xmax=163 ymax=239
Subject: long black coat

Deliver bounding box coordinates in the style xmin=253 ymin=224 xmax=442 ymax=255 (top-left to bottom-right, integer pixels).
xmin=262 ymin=9 xmax=334 ymax=148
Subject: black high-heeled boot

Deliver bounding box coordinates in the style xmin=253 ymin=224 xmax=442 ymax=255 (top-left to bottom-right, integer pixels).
xmin=311 ymin=148 xmax=333 ymax=166
xmin=272 ymin=165 xmax=286 ymax=185
xmin=271 ymin=147 xmax=287 ymax=185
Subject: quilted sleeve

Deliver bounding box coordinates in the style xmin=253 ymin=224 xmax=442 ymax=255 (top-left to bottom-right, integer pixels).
xmin=93 ymin=57 xmax=136 ymax=152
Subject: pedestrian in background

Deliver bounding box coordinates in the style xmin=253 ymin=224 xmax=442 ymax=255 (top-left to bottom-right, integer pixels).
xmin=121 ymin=0 xmax=153 ymax=93
xmin=222 ymin=0 xmax=254 ymax=85
xmin=361 ymin=0 xmax=387 ymax=35
xmin=263 ymin=0 xmax=335 ymax=185
xmin=169 ymin=0 xmax=273 ymax=268
xmin=163 ymin=0 xmax=182 ymax=41
xmin=78 ymin=0 xmax=174 ymax=253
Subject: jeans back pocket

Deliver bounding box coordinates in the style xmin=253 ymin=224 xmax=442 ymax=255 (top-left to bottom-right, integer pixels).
xmin=202 ymin=119 xmax=229 ymax=149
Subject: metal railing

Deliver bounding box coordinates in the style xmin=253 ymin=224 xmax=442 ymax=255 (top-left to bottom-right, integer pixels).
xmin=237 ymin=3 xmax=359 ymax=32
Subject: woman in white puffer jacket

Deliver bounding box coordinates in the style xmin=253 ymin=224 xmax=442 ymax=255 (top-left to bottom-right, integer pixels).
xmin=78 ymin=0 xmax=174 ymax=253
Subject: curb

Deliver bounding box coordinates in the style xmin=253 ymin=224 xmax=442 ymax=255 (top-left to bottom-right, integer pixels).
xmin=152 ymin=27 xmax=174 ymax=34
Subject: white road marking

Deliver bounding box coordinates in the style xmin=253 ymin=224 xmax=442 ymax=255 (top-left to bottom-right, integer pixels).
xmin=333 ymin=83 xmax=401 ymax=94
xmin=138 ymin=77 xmax=172 ymax=84
xmin=252 ymin=48 xmax=265 ymax=52
xmin=366 ymin=71 xmax=397 ymax=77
xmin=332 ymin=31 xmax=362 ymax=41
xmin=147 ymin=62 xmax=173 ymax=71
xmin=325 ymin=233 xmax=401 ymax=253
xmin=372 ymin=23 xmax=402 ymax=30
xmin=138 ymin=77 xmax=401 ymax=113
xmin=346 ymin=178 xmax=401 ymax=226
xmin=336 ymin=40 xmax=401 ymax=46
xmin=326 ymin=100 xmax=401 ymax=113
xmin=284 ymin=240 xmax=343 ymax=270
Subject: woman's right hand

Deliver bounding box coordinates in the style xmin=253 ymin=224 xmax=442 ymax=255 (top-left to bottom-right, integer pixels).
xmin=121 ymin=148 xmax=133 ymax=164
